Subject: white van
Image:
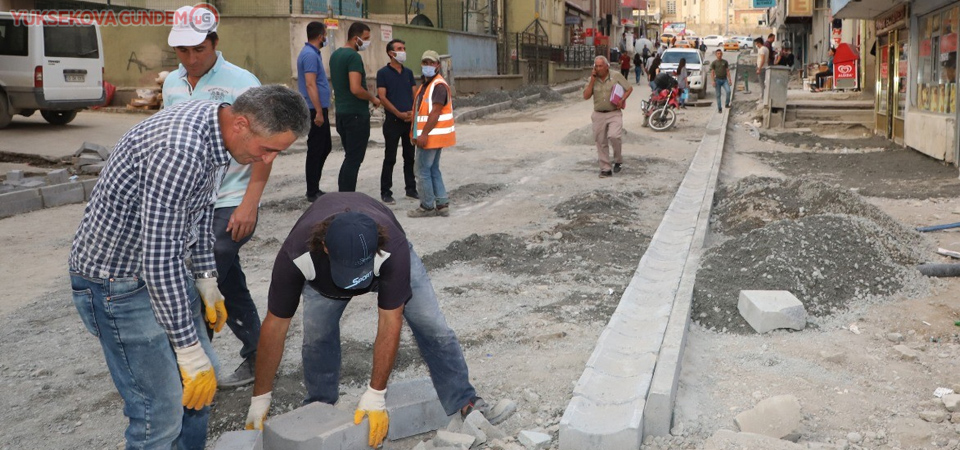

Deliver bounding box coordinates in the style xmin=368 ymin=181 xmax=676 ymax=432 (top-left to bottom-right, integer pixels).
xmin=0 ymin=12 xmax=104 ymax=128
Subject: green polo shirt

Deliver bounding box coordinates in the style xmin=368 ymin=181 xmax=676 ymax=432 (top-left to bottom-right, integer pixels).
xmin=592 ymin=72 xmax=631 ymax=112
xmin=330 ymin=47 xmax=369 ymax=116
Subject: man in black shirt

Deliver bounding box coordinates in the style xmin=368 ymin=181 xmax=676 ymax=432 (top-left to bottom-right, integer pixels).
xmin=244 ymin=193 xmax=513 ymax=447
xmin=376 ymin=39 xmax=418 ymax=205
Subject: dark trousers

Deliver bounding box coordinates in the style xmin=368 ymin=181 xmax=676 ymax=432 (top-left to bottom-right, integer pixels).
xmin=305 ymin=108 xmax=332 ymax=197
xmin=211 ymin=206 xmax=261 ymax=360
xmin=334 ymin=113 xmax=371 ymax=192
xmin=815 ymin=70 xmax=830 ymax=89
xmin=381 ymin=116 xmax=417 ymax=198
xmin=620 ymin=68 xmax=630 ymax=79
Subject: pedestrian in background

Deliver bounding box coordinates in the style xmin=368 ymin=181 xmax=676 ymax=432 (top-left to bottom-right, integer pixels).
xmin=408 ymin=50 xmax=456 ymax=218
xmin=710 ymin=49 xmax=732 ymax=113
xmin=633 ymin=51 xmax=643 ymax=84
xmin=755 ymin=37 xmax=769 ymax=96
xmin=583 ymin=56 xmax=632 ymax=178
xmin=70 ymin=86 xmax=308 ymax=450
xmin=376 ymin=39 xmax=419 ymax=205
xmin=162 ymin=5 xmax=266 ymax=389
xmin=646 ymin=52 xmax=662 ymax=91
xmin=618 ymin=51 xmax=632 ymax=80
xmin=299 ymin=21 xmax=334 ymax=202
xmin=674 ymin=57 xmax=689 ymax=108
xmin=329 ymin=21 xmax=381 ymax=192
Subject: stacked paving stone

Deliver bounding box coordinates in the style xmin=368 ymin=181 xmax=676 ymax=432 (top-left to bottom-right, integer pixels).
xmin=559 ymin=93 xmax=731 ymax=448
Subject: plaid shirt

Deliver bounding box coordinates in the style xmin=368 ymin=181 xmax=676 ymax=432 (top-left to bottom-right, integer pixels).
xmin=70 ymin=100 xmax=230 ymax=349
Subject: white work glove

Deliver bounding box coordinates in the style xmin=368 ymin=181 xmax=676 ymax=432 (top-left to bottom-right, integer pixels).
xmin=173 ymin=342 xmax=217 ymax=410
xmin=195 ymin=277 xmax=227 ymax=332
xmin=354 ymin=386 xmax=389 ymax=448
xmin=245 ymin=392 xmax=272 ymax=430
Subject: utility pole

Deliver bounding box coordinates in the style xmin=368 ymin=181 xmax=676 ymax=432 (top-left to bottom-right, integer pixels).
xmin=724 ymin=0 xmax=729 ymax=36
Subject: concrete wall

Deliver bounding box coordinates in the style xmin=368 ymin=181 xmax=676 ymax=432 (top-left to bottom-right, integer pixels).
xmin=448 ymin=32 xmax=497 ymax=76
xmin=456 ymin=75 xmax=524 ymax=95
xmin=905 ymin=111 xmax=957 ymax=163
xmin=552 ymin=64 xmax=591 ymax=84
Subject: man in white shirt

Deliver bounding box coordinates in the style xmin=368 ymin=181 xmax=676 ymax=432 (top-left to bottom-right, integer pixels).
xmin=755 ymin=37 xmax=769 ymax=96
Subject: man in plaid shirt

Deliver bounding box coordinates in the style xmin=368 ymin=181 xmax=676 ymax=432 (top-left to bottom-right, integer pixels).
xmin=69 ymin=85 xmax=308 ymax=449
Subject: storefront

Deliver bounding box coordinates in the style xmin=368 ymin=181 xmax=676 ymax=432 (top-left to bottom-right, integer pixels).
xmin=906 ymin=1 xmax=959 ymax=162
xmin=874 ymin=5 xmax=908 ymax=144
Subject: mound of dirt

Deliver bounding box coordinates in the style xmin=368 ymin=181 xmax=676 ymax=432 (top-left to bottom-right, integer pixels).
xmin=712 ymin=177 xmax=929 ymax=263
xmin=448 ymin=183 xmax=504 ymax=203
xmin=693 ymin=214 xmax=922 ymax=334
xmin=553 ymin=190 xmax=643 ymax=221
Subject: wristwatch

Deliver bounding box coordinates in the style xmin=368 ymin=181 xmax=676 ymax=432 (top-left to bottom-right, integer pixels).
xmin=194 ymin=270 xmax=218 ymax=280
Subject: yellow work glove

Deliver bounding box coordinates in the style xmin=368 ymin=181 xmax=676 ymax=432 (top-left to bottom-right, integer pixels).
xmin=245 ymin=392 xmax=272 ymax=430
xmin=353 ymin=385 xmax=389 ymax=448
xmin=195 ymin=277 xmax=227 ymax=332
xmin=173 ymin=342 xmax=217 ymax=410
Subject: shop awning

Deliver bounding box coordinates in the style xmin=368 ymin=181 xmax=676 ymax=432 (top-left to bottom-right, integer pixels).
xmin=832 ymin=0 xmax=906 ymax=19
xmin=565 ymin=1 xmax=590 ymax=16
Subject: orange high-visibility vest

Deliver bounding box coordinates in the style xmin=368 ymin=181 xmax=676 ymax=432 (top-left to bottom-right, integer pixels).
xmin=411 ymin=74 xmax=456 ymax=149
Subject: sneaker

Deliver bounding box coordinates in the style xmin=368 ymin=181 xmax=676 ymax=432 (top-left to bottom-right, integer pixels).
xmin=599 ymin=170 xmax=613 ymax=178
xmin=726 ymin=103 xmax=731 ymax=108
xmin=407 ymin=206 xmax=436 ymax=218
xmin=436 ymin=204 xmax=450 ymax=217
xmin=382 ymin=195 xmax=396 ymax=205
xmin=717 ymin=107 xmax=722 ymax=113
xmin=218 ymin=357 xmax=255 ymax=388
xmin=406 ymin=191 xmax=419 ymax=200
xmin=460 ymin=396 xmax=517 ymax=425
xmin=613 ymin=163 xmax=622 ymax=173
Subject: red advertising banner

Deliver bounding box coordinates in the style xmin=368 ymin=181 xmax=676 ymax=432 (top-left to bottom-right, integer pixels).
xmin=920 ymin=39 xmax=932 ymax=57
xmin=942 ymin=33 xmax=958 ymax=54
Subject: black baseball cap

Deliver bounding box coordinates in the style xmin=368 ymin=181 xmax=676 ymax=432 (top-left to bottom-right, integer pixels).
xmin=325 ymin=212 xmax=378 ymax=290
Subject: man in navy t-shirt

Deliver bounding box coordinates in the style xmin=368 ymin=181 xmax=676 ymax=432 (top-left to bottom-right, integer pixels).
xmin=376 ymin=39 xmax=419 ymax=205
xmin=243 ymin=193 xmax=514 ymax=448
xmin=298 ymin=21 xmax=333 ymax=201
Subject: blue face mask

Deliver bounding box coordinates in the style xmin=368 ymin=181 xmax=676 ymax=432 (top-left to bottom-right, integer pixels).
xmin=422 ymin=65 xmax=437 ymax=77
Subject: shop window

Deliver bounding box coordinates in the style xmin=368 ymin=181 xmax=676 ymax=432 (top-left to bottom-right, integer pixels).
xmin=918 ymin=6 xmax=958 ymax=114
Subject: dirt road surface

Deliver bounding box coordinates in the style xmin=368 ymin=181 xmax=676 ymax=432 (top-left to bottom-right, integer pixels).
xmin=0 ymin=85 xmax=715 ymax=449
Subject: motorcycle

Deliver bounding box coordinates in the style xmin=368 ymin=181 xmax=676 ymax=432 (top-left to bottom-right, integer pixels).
xmin=640 ymin=86 xmax=680 ymax=131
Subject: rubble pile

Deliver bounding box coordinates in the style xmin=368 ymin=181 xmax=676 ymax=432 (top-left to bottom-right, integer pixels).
xmin=694 ymin=177 xmax=929 ymax=334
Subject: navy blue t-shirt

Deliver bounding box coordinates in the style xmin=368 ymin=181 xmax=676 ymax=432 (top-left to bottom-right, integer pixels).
xmin=376 ymin=64 xmax=416 ymax=121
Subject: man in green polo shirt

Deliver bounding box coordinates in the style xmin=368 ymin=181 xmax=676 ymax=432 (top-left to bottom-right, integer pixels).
xmin=709 ymin=49 xmax=731 ymax=113
xmin=329 ymin=21 xmax=381 ymax=192
xmin=583 ymin=55 xmax=633 ymax=178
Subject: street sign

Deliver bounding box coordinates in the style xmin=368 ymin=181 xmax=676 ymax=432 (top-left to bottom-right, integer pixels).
xmin=381 ymin=24 xmax=392 ymax=41
xmin=752 ymin=0 xmax=776 ymax=7
xmin=324 ymin=18 xmax=339 ymax=30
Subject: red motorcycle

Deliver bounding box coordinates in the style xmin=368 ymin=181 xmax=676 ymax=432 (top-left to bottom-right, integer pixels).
xmin=640 ymin=73 xmax=680 ymax=131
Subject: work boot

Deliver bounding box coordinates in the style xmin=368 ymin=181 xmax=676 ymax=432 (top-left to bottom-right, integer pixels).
xmin=436 ymin=204 xmax=450 ymax=217
xmin=613 ymin=163 xmax=622 ymax=173
xmin=218 ymin=356 xmax=255 ymax=388
xmin=407 ymin=206 xmax=436 ymax=218
xmin=460 ymin=396 xmax=517 ymax=425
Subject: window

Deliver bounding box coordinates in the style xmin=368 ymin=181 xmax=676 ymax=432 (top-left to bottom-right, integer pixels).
xmin=666 ymin=1 xmax=677 ymax=14
xmin=918 ymin=6 xmax=958 ymax=114
xmin=43 ymin=24 xmax=98 ymax=59
xmin=0 ymin=19 xmax=29 ymax=56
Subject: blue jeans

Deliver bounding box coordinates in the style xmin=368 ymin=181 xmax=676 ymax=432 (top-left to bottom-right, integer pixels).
xmin=634 ymin=66 xmax=643 ymax=83
xmin=70 ymin=273 xmax=220 ymax=450
xmin=213 ymin=206 xmax=260 ymax=360
xmin=715 ymin=78 xmax=731 ymax=108
xmin=300 ymin=242 xmax=476 ymax=415
xmin=415 ymin=148 xmax=447 ymax=210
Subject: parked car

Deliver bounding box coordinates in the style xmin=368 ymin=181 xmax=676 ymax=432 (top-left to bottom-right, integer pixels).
xmin=723 ymin=39 xmax=741 ymax=52
xmin=659 ymin=48 xmax=705 ymax=98
xmin=702 ymin=35 xmax=725 ymax=47
xmin=674 ymin=40 xmax=694 ymax=49
xmin=0 ymin=11 xmax=104 ymax=128
xmin=736 ymin=36 xmax=754 ymax=49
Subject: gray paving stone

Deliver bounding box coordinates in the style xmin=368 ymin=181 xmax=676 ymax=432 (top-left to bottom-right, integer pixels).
xmin=40 ymin=182 xmax=84 ymax=208
xmin=81 ymin=178 xmax=98 ymax=200
xmin=213 ymin=430 xmax=262 ymax=450
xmin=572 ymin=367 xmax=648 ymax=405
xmin=738 ymin=290 xmax=807 ymax=333
xmin=5 ymin=170 xmax=24 ymax=184
xmin=434 ymin=430 xmax=476 ymax=448
xmin=262 ymin=401 xmax=368 ymax=450
xmin=385 ymin=377 xmax=451 ymax=440
xmin=559 ymin=396 xmax=643 ymax=450
xmin=518 ymin=430 xmax=552 ymax=449
xmin=586 ymin=349 xmax=657 ymax=379
xmin=46 ymin=169 xmax=69 ymax=185
xmin=463 ymin=410 xmax=506 ymax=440
xmin=0 ymin=188 xmax=43 ymax=218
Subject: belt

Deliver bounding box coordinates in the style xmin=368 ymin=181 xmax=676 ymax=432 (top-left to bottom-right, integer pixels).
xmin=595 ymin=109 xmax=616 ymax=113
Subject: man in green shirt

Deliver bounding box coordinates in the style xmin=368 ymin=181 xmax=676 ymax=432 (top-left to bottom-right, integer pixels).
xmin=709 ymin=49 xmax=731 ymax=113
xmin=329 ymin=21 xmax=381 ymax=192
xmin=583 ymin=55 xmax=632 ymax=178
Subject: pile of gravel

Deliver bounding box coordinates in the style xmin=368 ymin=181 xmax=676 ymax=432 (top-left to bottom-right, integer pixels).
xmin=694 ymin=177 xmax=931 ymax=334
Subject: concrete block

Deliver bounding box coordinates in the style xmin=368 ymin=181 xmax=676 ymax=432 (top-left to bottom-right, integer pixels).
xmin=385 ymin=377 xmax=450 ymax=440
xmin=734 ymin=395 xmax=801 ymax=439
xmin=19 ymin=179 xmax=45 ymax=188
xmin=5 ymin=170 xmax=24 ymax=184
xmin=80 ymin=162 xmax=106 ymax=174
xmin=40 ymin=182 xmax=84 ymax=208
xmin=262 ymin=402 xmax=369 ymax=450
xmin=46 ymin=169 xmax=69 ymax=185
xmin=737 ymin=290 xmax=807 ymax=333
xmin=213 ymin=430 xmax=262 ymax=450
xmin=434 ymin=430 xmax=476 ymax=448
xmin=518 ymin=430 xmax=552 ymax=449
xmin=81 ymin=178 xmax=98 ymax=201
xmin=75 ymin=141 xmax=111 ymax=160
xmin=559 ymin=396 xmax=643 ymax=450
xmin=0 ymin=188 xmax=43 ymax=218
xmin=464 ymin=410 xmax=506 ymax=440
xmin=73 ymin=154 xmax=104 ymax=167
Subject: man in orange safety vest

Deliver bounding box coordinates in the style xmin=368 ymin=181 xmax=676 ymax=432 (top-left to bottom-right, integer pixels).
xmin=408 ymin=50 xmax=456 ymax=218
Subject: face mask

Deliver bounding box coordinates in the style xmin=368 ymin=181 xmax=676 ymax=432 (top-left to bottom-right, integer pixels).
xmin=421 ymin=65 xmax=437 ymax=77
xmin=357 ymin=38 xmax=371 ymax=51
xmin=320 ymin=38 xmax=326 ymax=48
xmin=393 ymin=51 xmax=407 ymax=63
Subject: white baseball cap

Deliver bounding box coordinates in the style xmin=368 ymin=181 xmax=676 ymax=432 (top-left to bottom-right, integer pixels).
xmin=167 ymin=5 xmax=218 ymax=47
